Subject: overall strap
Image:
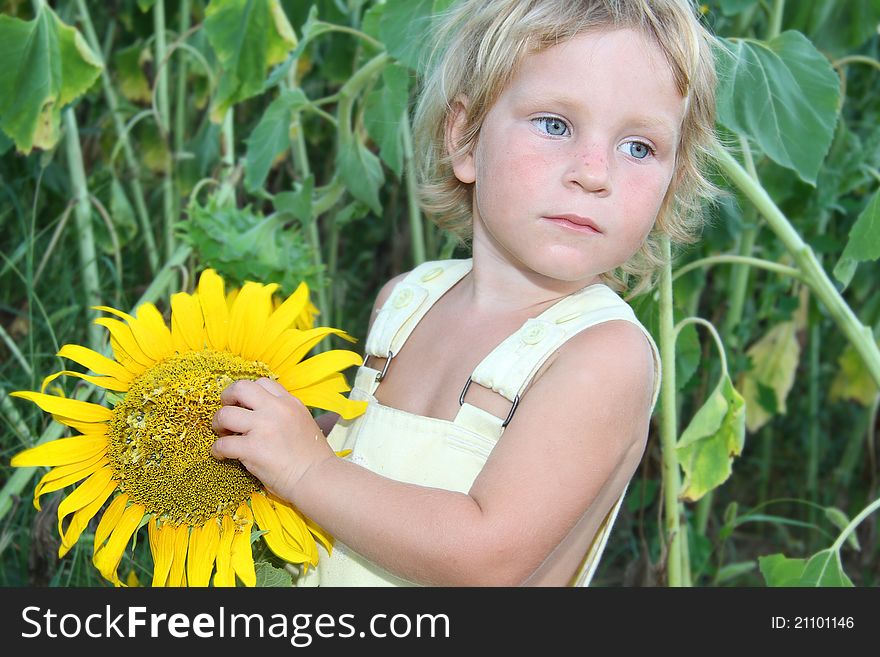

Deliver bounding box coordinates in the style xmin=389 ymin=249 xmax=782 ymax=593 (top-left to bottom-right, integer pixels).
xmin=360 ymin=259 xmax=472 ymax=395
xmin=453 ymin=284 xmax=661 ymax=438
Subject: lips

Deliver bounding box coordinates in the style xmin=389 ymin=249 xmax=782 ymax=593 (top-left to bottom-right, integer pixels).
xmin=542 ymin=214 xmax=602 ymax=234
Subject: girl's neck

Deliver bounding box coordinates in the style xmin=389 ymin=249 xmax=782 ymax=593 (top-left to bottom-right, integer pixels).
xmin=458 ymin=253 xmax=601 ymax=317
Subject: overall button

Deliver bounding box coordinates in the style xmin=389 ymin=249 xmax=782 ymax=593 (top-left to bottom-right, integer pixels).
xmin=393 ymin=288 xmax=414 ymax=308
xmin=420 ymin=267 xmax=444 ymax=282
xmin=521 ymin=323 xmax=547 ymax=345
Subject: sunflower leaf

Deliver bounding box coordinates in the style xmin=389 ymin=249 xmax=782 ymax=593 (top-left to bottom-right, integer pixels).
xmin=0 ymin=6 xmax=103 ymax=154
xmin=204 ymin=0 xmax=298 ymax=123
xmin=254 ymin=560 xmax=293 ymax=587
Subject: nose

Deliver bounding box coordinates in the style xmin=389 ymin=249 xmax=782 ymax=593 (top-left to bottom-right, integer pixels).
xmin=565 ymin=144 xmax=611 ymax=195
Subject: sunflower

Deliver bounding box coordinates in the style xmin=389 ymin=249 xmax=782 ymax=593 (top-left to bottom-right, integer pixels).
xmin=10 ymin=269 xmax=366 ymax=587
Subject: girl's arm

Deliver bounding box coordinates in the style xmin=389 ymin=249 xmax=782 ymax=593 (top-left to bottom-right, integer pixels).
xmin=212 ymin=318 xmax=654 ymax=586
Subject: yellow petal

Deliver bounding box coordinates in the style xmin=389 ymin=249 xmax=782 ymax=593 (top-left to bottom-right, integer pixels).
xmin=94 ymin=494 xmax=129 ymax=556
xmin=279 ymin=350 xmax=362 ymax=389
xmin=170 ymin=292 xmax=205 ymax=353
xmin=128 ymin=303 xmax=173 ymax=362
xmin=59 ymin=474 xmax=117 ymax=558
xmin=56 ymin=466 xmax=115 ymax=542
xmin=292 ymin=388 xmax=367 ymax=420
xmin=11 ymin=434 xmax=108 ymax=468
xmin=169 ymin=523 xmax=190 ymax=587
xmin=10 ymin=391 xmax=112 ymax=423
xmin=41 ymin=369 xmax=129 ymax=393
xmin=93 ymin=305 xmax=135 ymax=322
xmin=227 ymin=281 xmax=278 ymax=360
xmin=197 ymin=269 xmax=230 ymax=351
xmin=49 ymin=415 xmax=110 ymax=436
xmin=304 ymin=515 xmax=334 ymax=555
xmin=57 ymin=344 xmax=134 ymax=383
xmin=263 ymin=327 xmax=349 ymax=372
xmin=186 ymin=520 xmax=221 ymax=587
xmin=251 ymin=493 xmax=311 ymax=564
xmin=34 ymin=455 xmax=108 ymax=511
xmin=261 ymin=283 xmax=309 ymax=352
xmin=214 ymin=515 xmax=237 ymax=587
xmin=93 ymin=501 xmax=145 ymax=586
xmin=269 ymin=496 xmax=318 ymax=565
xmin=231 ymin=502 xmax=256 ymax=587
xmin=94 ymin=318 xmax=154 ymax=368
xmin=149 ymin=519 xmax=177 ymax=587
xmin=296 ymin=299 xmax=320 ymax=330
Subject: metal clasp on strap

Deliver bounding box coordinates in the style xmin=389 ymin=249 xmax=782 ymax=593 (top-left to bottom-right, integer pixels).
xmin=365 ymin=351 xmax=394 ymax=383
xmin=459 ymin=377 xmax=520 ymax=428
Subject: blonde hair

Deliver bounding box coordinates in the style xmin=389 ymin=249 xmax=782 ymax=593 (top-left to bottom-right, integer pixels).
xmin=412 ymin=0 xmax=720 ymax=295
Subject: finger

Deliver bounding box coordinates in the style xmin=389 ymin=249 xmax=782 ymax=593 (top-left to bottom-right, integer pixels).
xmin=219 ymin=379 xmax=270 ymax=409
xmin=211 ymin=435 xmax=248 ymax=461
xmin=212 ymin=405 xmax=253 ymax=436
xmin=254 ymin=377 xmax=288 ymax=398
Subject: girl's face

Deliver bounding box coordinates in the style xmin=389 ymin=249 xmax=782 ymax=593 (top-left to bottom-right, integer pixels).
xmin=452 ymin=27 xmax=686 ymax=288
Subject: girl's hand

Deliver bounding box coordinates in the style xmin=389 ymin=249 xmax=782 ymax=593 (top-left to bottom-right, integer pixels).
xmin=210 ymin=377 xmax=333 ymax=500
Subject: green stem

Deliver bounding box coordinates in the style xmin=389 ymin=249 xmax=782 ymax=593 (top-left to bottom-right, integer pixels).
xmin=831 ymin=495 xmax=880 ymax=553
xmin=76 ymin=0 xmax=159 ymax=275
xmin=337 ymin=53 xmax=391 ymax=143
xmin=153 ymin=0 xmax=176 ymax=261
xmin=832 ymin=55 xmax=880 ymax=72
xmin=715 ymin=146 xmax=880 ymax=388
xmin=696 ymin=139 xmax=759 ymax=535
xmin=672 ymin=255 xmax=801 ymax=282
xmin=174 ymin=0 xmax=191 ymax=165
xmin=400 ymin=110 xmax=426 ymax=266
xmin=806 ymin=322 xmax=821 ymax=550
xmin=767 ymin=0 xmax=785 ymax=40
xmin=658 ymin=236 xmax=688 ymax=586
xmin=63 ymin=109 xmax=103 ymax=352
xmin=216 ymin=110 xmax=237 ymax=207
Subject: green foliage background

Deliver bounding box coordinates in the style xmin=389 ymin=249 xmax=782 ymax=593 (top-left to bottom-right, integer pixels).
xmin=0 ymin=0 xmax=878 ymax=587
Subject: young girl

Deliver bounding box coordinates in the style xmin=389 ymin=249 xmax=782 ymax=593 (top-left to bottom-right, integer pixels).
xmin=211 ymin=0 xmax=719 ymax=586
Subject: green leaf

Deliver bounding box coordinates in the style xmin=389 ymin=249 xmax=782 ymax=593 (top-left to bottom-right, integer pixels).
xmin=244 ymin=88 xmax=309 ymax=191
xmin=364 ymin=63 xmax=411 ymax=178
xmin=378 ymin=0 xmax=455 ymax=72
xmin=0 ymin=6 xmax=103 ymax=154
xmin=274 ymin=174 xmax=315 ymax=226
xmin=715 ymin=561 xmax=757 ymax=584
xmin=113 ymin=42 xmax=152 ymax=105
xmin=740 ymin=320 xmax=800 ymax=433
xmin=759 ymin=553 xmax=808 ymax=586
xmin=714 ymin=32 xmax=840 ymax=184
xmin=800 ymin=549 xmax=854 ymax=587
xmin=829 ymin=342 xmax=880 ymax=406
xmin=205 ymin=0 xmax=298 ymax=122
xmin=137 ymin=0 xmax=157 ymax=12
xmin=336 ymin=138 xmax=384 ymax=215
xmin=759 ymin=549 xmax=854 ymax=587
xmin=824 ymin=507 xmax=860 ymax=551
xmin=100 ymin=177 xmax=138 ymax=253
xmin=676 ymin=374 xmax=746 ymax=501
xmin=833 ymin=188 xmax=880 ymax=288
xmin=178 ymin=198 xmax=321 ymax=293
xmin=254 ymin=561 xmax=294 ymax=587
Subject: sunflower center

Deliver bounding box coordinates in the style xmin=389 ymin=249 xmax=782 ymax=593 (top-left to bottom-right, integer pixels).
xmin=107 ymin=350 xmax=272 ymax=527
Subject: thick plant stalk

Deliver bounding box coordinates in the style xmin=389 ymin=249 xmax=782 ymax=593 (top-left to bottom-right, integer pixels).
xmin=658 ymin=235 xmax=689 ymax=586
xmin=153 ymin=0 xmax=176 ymax=260
xmin=174 ymin=0 xmax=191 ymax=164
xmin=400 ymin=112 xmax=426 ymax=266
xmin=715 ymin=147 xmax=880 ymax=388
xmin=64 ymin=110 xmax=103 ymax=352
xmin=0 ymin=244 xmax=192 ymax=523
xmin=75 ymin=0 xmax=159 ymax=275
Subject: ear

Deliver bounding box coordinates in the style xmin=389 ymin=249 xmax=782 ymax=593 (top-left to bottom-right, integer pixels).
xmin=445 ymin=96 xmax=476 ymax=184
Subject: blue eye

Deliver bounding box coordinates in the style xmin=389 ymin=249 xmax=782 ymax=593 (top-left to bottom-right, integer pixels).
xmin=624 ymin=141 xmax=653 ymax=159
xmin=532 ymin=116 xmax=570 ymax=137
